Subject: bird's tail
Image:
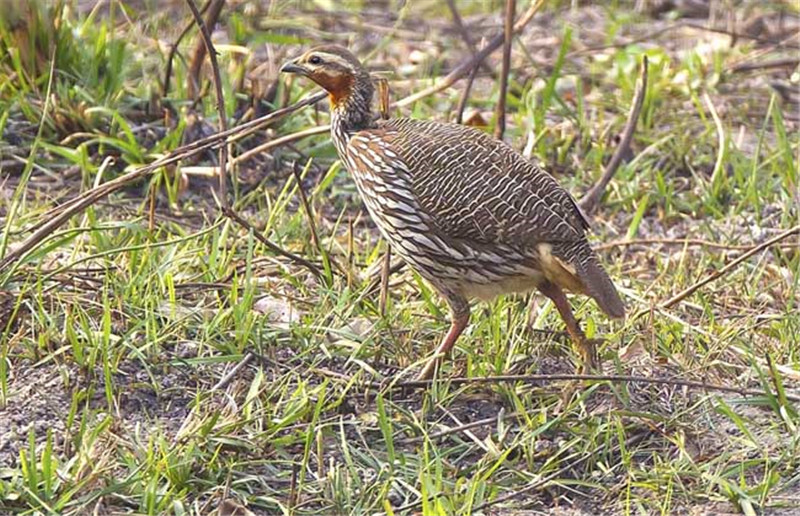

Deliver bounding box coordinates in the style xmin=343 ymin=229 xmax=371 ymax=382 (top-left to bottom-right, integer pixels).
xmin=556 ymin=241 xmax=625 ymax=319
xmin=577 ymin=251 xmax=625 ymax=319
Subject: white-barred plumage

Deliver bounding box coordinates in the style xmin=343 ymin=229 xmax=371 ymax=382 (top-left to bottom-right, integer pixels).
xmin=281 ymin=45 xmax=625 ymax=380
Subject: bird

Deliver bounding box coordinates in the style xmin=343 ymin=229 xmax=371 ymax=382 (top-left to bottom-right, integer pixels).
xmin=280 ymin=46 xmax=625 ymax=380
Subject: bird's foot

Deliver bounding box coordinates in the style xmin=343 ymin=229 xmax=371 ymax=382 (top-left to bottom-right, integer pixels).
xmin=416 ymin=358 xmax=440 ymax=382
xmin=576 ymin=337 xmax=604 ymax=375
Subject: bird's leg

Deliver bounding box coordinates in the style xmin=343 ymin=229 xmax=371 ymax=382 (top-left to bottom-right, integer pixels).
xmin=538 ymin=281 xmax=599 ymax=373
xmin=416 ymin=293 xmax=470 ymax=381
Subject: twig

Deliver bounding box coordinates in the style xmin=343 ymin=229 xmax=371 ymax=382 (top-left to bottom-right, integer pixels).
xmin=658 ymin=224 xmax=800 ymax=310
xmin=291 ymin=161 xmax=321 ymax=254
xmin=472 ymin=432 xmax=648 ymax=512
xmin=397 ymin=411 xmax=520 ymax=445
xmin=392 ymin=373 xmax=800 ymax=402
xmin=0 ymin=92 xmax=325 ymax=275
xmin=682 ymin=22 xmax=800 ymax=49
xmin=183 ymin=0 xmax=229 ymax=209
xmin=455 ymin=46 xmax=482 ymax=124
xmin=395 ymin=0 xmax=544 ymax=108
xmin=571 ymin=22 xmax=798 ymax=58
xmin=494 ymin=0 xmax=515 ymax=140
xmin=231 ymin=126 xmax=329 ymax=167
xmin=444 ymin=0 xmax=494 ymax=78
xmin=379 ymin=245 xmax=391 ymax=316
xmin=186 ymin=0 xmax=226 ymax=100
xmin=222 ymin=207 xmax=323 ymax=279
xmin=579 ymin=55 xmax=648 ymax=214
xmin=593 ymin=237 xmax=800 ymax=252
xmin=162 ymin=0 xmax=211 ymax=97
xmin=731 ymin=57 xmax=800 ymax=73
xmin=365 ymin=259 xmax=405 ymax=295
xmin=287 ymin=462 xmax=299 ymax=512
xmin=211 ymin=351 xmax=254 ymax=391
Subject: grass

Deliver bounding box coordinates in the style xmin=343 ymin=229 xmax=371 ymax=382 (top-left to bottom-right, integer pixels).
xmin=1 ymin=0 xmax=799 ymax=514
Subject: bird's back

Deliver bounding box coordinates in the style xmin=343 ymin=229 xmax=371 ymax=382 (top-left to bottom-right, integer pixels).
xmin=381 ymin=118 xmax=589 ymax=245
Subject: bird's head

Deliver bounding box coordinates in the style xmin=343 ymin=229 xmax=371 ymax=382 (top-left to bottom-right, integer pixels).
xmin=280 ymin=45 xmax=370 ymax=108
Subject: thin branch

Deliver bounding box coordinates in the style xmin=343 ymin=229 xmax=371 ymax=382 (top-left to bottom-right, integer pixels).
xmin=232 ymin=126 xmax=329 ymax=167
xmin=444 ymin=0 xmax=494 ymax=77
xmin=212 ymin=351 xmax=255 ymax=391
xmin=379 ymin=244 xmax=391 ymax=316
xmin=455 ymin=47 xmax=482 ymax=124
xmin=731 ymin=57 xmax=800 ymax=73
xmin=593 ymin=237 xmax=800 ymax=252
xmin=222 ymin=207 xmax=323 ymax=279
xmin=579 ymin=55 xmax=648 ymax=214
xmin=291 ymin=161 xmax=322 ymax=256
xmin=392 ymin=373 xmax=800 ymax=402
xmin=186 ymin=0 xmax=226 ymax=100
xmin=494 ymin=0 xmax=515 ymax=140
xmin=397 ymin=411 xmax=520 ymax=445
xmin=183 ymin=0 xmax=229 ymax=209
xmin=658 ymin=224 xmax=800 ymax=310
xmin=162 ymin=0 xmax=211 ymax=97
xmin=472 ymin=433 xmax=648 ymax=512
xmin=395 ymin=0 xmax=545 ymax=108
xmin=0 ymin=92 xmax=326 ymax=275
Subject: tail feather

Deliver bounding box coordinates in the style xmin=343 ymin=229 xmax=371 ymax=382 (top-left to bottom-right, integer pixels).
xmin=554 ymin=241 xmax=625 ymax=319
xmin=576 ymin=252 xmax=625 ymax=319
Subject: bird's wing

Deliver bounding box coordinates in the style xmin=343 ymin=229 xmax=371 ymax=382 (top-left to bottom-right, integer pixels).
xmin=375 ymin=118 xmax=589 ymax=247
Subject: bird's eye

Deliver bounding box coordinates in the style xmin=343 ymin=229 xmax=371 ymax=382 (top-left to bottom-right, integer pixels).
xmin=308 ymin=55 xmax=322 ymax=65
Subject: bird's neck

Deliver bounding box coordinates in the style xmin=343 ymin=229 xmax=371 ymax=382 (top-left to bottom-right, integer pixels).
xmin=330 ymin=76 xmax=375 ymax=156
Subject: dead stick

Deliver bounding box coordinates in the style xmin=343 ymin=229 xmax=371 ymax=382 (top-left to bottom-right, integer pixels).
xmin=232 ymin=126 xmax=329 ymax=167
xmin=455 ymin=41 xmax=485 ymax=124
xmin=731 ymin=57 xmax=800 ymax=73
xmin=658 ymin=224 xmax=800 ymax=310
xmin=593 ymin=237 xmax=800 ymax=252
xmin=183 ymin=0 xmax=229 ymax=209
xmin=379 ymin=244 xmax=391 ymax=316
xmin=396 ymin=0 xmax=544 ymax=108
xmin=444 ymin=0 xmax=495 ymax=78
xmin=211 ymin=351 xmax=254 ymax=391
xmin=186 ymin=0 xmax=225 ymax=99
xmin=162 ymin=0 xmax=211 ymax=97
xmin=0 ymin=92 xmax=325 ymax=274
xmin=397 ymin=411 xmax=520 ymax=445
xmin=291 ymin=161 xmax=321 ymax=254
xmin=392 ymin=373 xmax=800 ymax=402
xmin=222 ymin=207 xmax=323 ymax=279
xmin=473 ymin=433 xmax=647 ymax=512
xmin=579 ymin=55 xmax=648 ymax=214
xmin=494 ymin=0 xmax=515 ymax=140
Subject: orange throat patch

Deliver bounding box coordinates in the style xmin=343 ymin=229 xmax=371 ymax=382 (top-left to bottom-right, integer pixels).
xmin=312 ymin=71 xmax=354 ymax=109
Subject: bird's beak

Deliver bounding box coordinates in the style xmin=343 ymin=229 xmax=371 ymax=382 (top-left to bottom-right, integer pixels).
xmin=280 ymin=57 xmax=307 ymax=76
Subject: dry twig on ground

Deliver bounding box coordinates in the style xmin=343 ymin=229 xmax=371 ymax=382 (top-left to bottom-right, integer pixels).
xmin=579 ymin=55 xmax=648 ymax=214
xmin=391 ymin=373 xmax=800 ymax=402
xmin=186 ymin=0 xmax=225 ymax=100
xmin=494 ymin=0 xmax=515 ymax=139
xmin=183 ymin=0 xmax=229 ymax=208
